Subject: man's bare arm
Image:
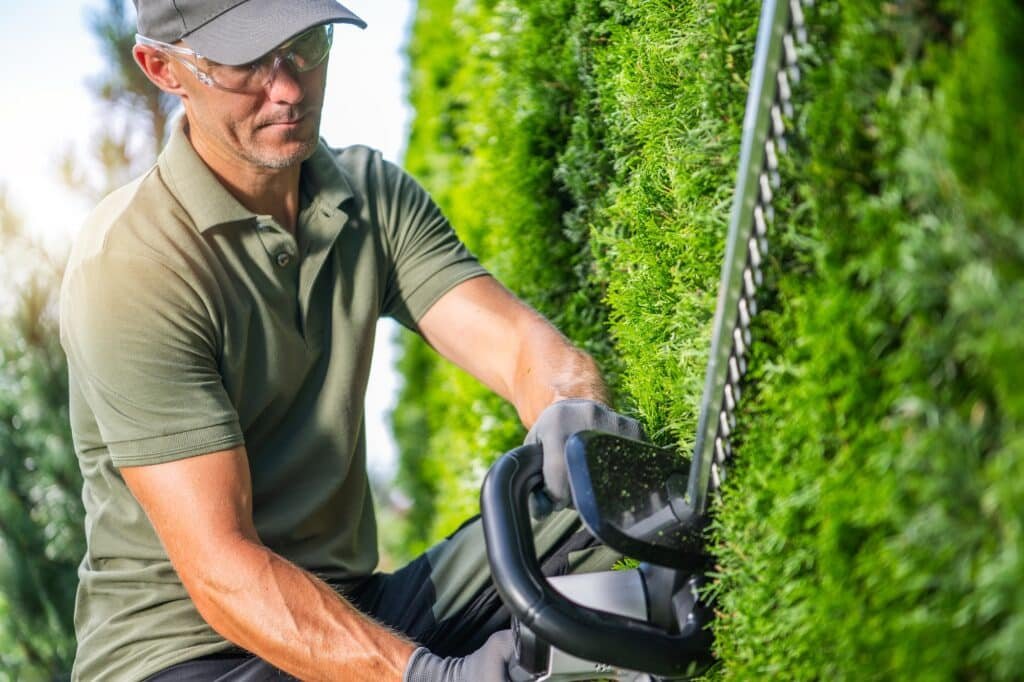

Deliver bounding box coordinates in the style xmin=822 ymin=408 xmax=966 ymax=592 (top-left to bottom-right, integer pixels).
xmin=120 ymin=447 xmax=415 ymax=682
xmin=417 ymin=275 xmax=610 ymax=427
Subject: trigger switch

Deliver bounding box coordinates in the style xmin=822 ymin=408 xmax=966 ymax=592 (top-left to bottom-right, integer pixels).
xmin=510 ymin=618 xmax=548 ymax=680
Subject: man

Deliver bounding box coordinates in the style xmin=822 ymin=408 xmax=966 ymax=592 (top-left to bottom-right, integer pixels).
xmin=59 ymin=1 xmax=642 ymax=680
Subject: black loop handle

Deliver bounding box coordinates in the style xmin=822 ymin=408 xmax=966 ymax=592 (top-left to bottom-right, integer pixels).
xmin=481 ymin=444 xmax=713 ymax=676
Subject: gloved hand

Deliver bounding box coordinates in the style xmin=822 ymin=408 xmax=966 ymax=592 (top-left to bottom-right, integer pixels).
xmin=403 ymin=630 xmax=514 ymax=682
xmin=525 ymin=398 xmax=645 ymax=515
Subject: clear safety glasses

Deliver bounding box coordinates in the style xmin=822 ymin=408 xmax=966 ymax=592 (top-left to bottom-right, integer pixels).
xmin=135 ymin=24 xmax=334 ymax=94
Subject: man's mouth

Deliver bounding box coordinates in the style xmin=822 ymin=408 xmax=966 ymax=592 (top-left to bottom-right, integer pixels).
xmin=261 ymin=112 xmax=310 ymax=128
xmin=267 ymin=118 xmax=305 ymax=127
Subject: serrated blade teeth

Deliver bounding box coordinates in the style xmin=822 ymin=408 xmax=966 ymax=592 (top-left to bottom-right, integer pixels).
xmin=759 ymin=172 xmax=774 ymax=204
xmin=715 ymin=437 xmax=729 ymax=464
xmin=733 ymin=326 xmax=747 ymax=356
xmin=703 ymin=0 xmax=809 ymax=503
xmin=783 ymin=33 xmax=798 ymax=67
xmin=754 ymin=204 xmax=768 ymax=237
xmin=770 ymin=104 xmax=785 ymax=139
xmin=748 ymin=237 xmax=762 ymax=269
xmin=789 ymin=0 xmax=808 ymax=44
xmin=729 ymin=356 xmax=742 ymax=385
xmin=743 ymin=267 xmax=757 ymax=298
xmin=777 ymin=70 xmax=792 ymax=104
xmin=765 ymin=138 xmax=779 ymax=169
xmin=738 ymin=298 xmax=751 ymax=328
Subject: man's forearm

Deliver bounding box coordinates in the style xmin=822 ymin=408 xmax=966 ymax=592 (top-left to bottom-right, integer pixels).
xmin=510 ymin=316 xmax=610 ymax=428
xmin=183 ymin=535 xmax=414 ymax=682
xmin=415 ymin=275 xmax=612 ymax=426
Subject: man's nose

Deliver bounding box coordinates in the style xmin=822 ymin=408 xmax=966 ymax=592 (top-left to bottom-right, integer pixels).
xmin=264 ymin=56 xmax=306 ymax=103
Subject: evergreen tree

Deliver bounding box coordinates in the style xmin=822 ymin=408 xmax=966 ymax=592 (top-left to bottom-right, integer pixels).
xmin=0 ymin=189 xmax=80 ymax=679
xmin=0 ymin=1 xmax=169 ymax=677
xmin=61 ymin=0 xmax=177 ymax=202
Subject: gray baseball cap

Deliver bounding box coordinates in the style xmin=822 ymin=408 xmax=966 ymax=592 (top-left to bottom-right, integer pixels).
xmin=134 ymin=0 xmax=367 ymax=65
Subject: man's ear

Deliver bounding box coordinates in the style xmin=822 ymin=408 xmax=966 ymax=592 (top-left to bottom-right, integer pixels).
xmin=133 ymin=45 xmax=187 ymax=96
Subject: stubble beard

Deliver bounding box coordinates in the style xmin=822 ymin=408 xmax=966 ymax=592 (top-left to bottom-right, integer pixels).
xmin=242 ymin=111 xmax=322 ymax=170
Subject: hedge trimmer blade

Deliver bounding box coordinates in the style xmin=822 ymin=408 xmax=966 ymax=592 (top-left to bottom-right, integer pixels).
xmin=686 ymin=0 xmax=811 ymax=521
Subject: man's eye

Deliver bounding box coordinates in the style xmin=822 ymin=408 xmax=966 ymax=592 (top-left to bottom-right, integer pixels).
xmin=295 ymin=34 xmax=317 ymax=50
xmin=222 ymin=58 xmax=265 ymax=74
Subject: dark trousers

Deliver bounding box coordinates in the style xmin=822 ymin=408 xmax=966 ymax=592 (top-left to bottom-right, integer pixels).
xmin=147 ymin=509 xmax=616 ymax=680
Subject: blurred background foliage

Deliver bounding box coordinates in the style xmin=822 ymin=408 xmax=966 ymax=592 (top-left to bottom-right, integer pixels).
xmin=0 ymin=1 xmax=166 ymax=677
xmin=0 ymin=193 xmax=80 ymax=679
xmin=395 ymin=0 xmax=1024 ymax=678
xmin=3 ymin=0 xmax=1022 ymax=678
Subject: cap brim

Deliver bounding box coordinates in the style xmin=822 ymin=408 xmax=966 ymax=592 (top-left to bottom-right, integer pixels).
xmin=184 ymin=0 xmax=366 ymax=65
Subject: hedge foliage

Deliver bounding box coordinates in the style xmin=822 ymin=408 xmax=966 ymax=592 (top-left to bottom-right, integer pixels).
xmin=713 ymin=2 xmax=1024 ymax=677
xmin=396 ymin=0 xmax=1024 ymax=676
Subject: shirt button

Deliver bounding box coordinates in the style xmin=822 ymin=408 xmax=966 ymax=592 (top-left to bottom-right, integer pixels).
xmin=275 ymin=252 xmax=292 ymax=267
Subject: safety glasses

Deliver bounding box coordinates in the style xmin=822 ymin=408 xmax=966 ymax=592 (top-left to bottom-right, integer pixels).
xmin=135 ymin=24 xmax=334 ymax=94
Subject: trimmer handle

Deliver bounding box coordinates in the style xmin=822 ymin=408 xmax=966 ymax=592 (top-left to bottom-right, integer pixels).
xmin=480 ymin=444 xmax=713 ymax=677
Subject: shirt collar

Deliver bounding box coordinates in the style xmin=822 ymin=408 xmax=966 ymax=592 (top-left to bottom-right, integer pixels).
xmin=301 ymin=138 xmax=358 ymax=214
xmin=158 ymin=119 xmax=254 ymax=232
xmin=157 ymin=118 xmax=357 ymax=233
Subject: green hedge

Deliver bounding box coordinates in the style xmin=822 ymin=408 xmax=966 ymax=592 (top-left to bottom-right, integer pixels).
xmin=397 ymin=0 xmax=617 ymax=553
xmin=714 ymin=2 xmax=1024 ymax=677
xmin=396 ymin=0 xmax=1024 ymax=676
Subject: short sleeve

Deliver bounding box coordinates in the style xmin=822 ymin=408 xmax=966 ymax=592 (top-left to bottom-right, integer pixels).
xmin=376 ymin=159 xmax=489 ymax=328
xmin=60 ymin=252 xmax=243 ymax=467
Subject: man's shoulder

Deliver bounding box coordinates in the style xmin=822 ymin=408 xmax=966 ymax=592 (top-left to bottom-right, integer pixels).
xmin=61 ymin=165 xmax=217 ymax=340
xmin=60 ymin=166 xmax=220 ymax=351
xmin=68 ymin=165 xmax=199 ymax=279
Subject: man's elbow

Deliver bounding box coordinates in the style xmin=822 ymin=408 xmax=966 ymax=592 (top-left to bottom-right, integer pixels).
xmin=172 ymin=532 xmax=270 ymax=636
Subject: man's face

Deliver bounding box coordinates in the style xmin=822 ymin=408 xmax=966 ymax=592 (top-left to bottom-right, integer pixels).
xmin=173 ymin=51 xmax=329 ymax=172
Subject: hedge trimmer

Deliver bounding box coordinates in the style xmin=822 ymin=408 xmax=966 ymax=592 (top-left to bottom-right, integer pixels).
xmin=480 ymin=0 xmax=811 ymax=679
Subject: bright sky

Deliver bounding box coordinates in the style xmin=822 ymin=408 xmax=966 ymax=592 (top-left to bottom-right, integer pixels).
xmin=0 ymin=1 xmax=416 ymax=480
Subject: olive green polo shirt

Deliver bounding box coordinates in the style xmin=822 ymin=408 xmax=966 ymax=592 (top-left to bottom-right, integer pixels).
xmin=59 ymin=121 xmax=488 ymax=682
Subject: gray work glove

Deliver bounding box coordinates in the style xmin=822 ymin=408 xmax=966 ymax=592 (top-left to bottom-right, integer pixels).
xmin=403 ymin=630 xmax=514 ymax=682
xmin=525 ymin=398 xmax=645 ymax=515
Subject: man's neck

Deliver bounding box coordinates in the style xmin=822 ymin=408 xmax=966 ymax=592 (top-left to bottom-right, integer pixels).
xmin=186 ymin=124 xmax=302 ymax=234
